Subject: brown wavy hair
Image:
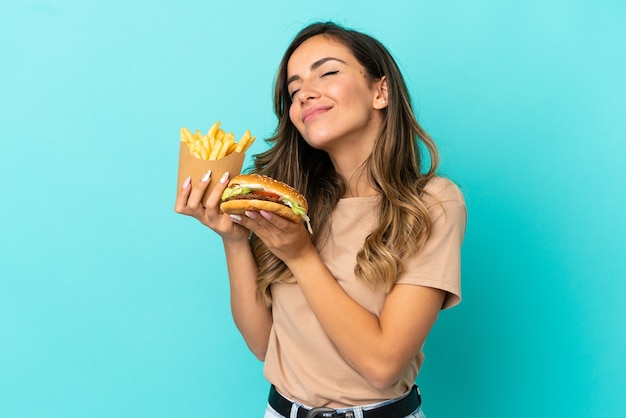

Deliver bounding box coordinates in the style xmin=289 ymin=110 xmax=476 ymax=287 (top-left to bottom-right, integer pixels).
xmin=251 ymin=22 xmax=439 ymax=306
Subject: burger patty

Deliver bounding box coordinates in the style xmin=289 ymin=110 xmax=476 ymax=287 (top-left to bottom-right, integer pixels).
xmin=224 ymin=193 xmax=284 ymax=205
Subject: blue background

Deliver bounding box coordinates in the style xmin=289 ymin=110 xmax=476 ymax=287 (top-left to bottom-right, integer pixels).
xmin=1 ymin=1 xmax=624 ymax=417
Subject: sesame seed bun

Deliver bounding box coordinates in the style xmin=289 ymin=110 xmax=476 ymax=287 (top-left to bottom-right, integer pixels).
xmin=220 ymin=199 xmax=302 ymax=223
xmin=220 ymin=174 xmax=308 ymax=224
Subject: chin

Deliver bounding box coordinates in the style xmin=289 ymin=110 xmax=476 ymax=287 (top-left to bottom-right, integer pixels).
xmin=301 ymin=129 xmax=340 ymax=151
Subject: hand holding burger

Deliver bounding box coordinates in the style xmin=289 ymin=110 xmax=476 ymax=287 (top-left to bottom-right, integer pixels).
xmin=220 ymin=174 xmax=312 ymax=233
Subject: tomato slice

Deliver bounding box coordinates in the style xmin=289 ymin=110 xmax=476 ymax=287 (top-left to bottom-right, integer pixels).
xmin=253 ymin=190 xmax=281 ymax=200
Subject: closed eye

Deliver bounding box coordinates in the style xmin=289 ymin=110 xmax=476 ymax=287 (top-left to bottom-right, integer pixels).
xmin=289 ymin=71 xmax=339 ymax=100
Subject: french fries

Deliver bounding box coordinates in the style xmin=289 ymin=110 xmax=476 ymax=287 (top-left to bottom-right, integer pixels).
xmin=180 ymin=121 xmax=255 ymax=160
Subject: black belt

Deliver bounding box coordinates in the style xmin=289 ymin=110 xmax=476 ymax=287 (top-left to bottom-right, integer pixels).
xmin=268 ymin=385 xmax=421 ymax=418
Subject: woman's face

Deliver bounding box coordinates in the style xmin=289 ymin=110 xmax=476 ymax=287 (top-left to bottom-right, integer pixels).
xmin=286 ymin=35 xmax=386 ymax=155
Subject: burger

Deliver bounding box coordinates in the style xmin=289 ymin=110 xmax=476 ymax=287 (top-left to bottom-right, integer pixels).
xmin=220 ymin=174 xmax=312 ymax=233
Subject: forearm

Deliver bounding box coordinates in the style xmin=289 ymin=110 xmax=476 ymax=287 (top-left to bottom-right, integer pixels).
xmin=288 ymin=255 xmax=384 ymax=376
xmin=223 ymin=239 xmax=272 ymax=360
xmin=286 ymin=251 xmax=441 ymax=389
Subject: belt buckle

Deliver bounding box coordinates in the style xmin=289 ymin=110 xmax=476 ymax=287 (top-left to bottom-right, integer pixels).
xmin=305 ymin=407 xmax=343 ymax=418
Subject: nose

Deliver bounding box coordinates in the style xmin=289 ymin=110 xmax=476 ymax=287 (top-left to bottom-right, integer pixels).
xmin=294 ymin=79 xmax=320 ymax=103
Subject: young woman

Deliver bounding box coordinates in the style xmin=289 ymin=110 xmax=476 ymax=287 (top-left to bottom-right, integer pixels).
xmin=175 ymin=21 xmax=466 ymax=418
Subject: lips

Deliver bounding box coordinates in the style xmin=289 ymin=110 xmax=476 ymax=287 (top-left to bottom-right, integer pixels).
xmin=301 ymin=105 xmax=332 ymax=124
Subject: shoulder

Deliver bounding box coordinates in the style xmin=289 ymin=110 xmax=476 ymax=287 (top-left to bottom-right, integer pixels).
xmin=422 ymin=176 xmax=465 ymax=208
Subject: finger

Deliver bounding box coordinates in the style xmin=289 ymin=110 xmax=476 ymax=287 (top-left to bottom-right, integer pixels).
xmin=205 ymin=171 xmax=231 ymax=210
xmin=241 ymin=210 xmax=283 ymax=237
xmin=258 ymin=210 xmax=298 ymax=230
xmin=228 ymin=213 xmax=253 ymax=230
xmin=228 ymin=210 xmax=262 ymax=232
xmin=174 ymin=176 xmax=192 ymax=213
xmin=259 ymin=210 xmax=275 ymax=222
xmin=187 ymin=170 xmax=212 ymax=210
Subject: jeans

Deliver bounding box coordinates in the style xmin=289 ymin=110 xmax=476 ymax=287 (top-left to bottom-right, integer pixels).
xmin=263 ymin=394 xmax=426 ymax=418
xmin=264 ymin=404 xmax=426 ymax=417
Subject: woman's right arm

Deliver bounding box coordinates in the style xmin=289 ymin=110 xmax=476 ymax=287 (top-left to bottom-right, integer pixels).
xmin=174 ymin=170 xmax=273 ymax=361
xmin=223 ymin=238 xmax=273 ymax=361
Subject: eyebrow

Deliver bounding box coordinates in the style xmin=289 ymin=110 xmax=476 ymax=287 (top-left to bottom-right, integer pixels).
xmin=287 ymin=57 xmax=347 ymax=85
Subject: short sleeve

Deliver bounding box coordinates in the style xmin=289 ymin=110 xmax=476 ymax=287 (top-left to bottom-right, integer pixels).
xmin=396 ymin=177 xmax=467 ymax=309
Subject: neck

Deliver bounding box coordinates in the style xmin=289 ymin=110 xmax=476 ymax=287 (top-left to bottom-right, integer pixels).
xmin=323 ymin=116 xmax=382 ymax=197
xmin=329 ymin=152 xmax=378 ymax=198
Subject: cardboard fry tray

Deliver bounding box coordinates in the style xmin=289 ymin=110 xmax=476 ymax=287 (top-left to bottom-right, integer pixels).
xmin=176 ymin=142 xmax=245 ymax=207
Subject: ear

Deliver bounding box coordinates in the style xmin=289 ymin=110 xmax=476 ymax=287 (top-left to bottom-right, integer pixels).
xmin=372 ymin=76 xmax=389 ymax=110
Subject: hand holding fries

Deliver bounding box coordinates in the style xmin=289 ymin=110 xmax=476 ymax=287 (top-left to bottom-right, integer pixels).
xmin=176 ymin=121 xmax=254 ymax=209
xmin=180 ymin=121 xmax=255 ymax=160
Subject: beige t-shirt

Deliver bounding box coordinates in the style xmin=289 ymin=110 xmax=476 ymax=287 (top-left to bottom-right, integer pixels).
xmin=263 ymin=177 xmax=466 ymax=407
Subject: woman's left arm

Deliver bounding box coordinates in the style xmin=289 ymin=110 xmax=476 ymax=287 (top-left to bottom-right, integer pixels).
xmin=286 ymin=250 xmax=445 ymax=390
xmin=231 ymin=196 xmax=464 ymax=390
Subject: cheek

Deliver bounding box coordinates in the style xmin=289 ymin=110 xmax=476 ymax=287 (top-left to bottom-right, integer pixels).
xmin=288 ymin=104 xmax=301 ymax=128
xmin=330 ymin=81 xmax=372 ymax=108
